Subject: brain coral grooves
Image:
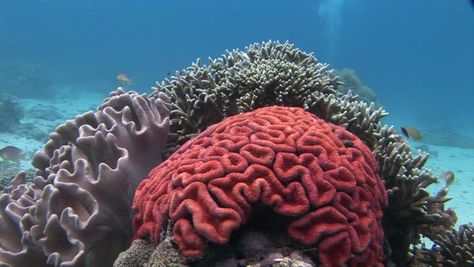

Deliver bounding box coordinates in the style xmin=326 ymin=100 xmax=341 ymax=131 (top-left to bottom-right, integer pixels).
xmin=132 ymin=106 xmax=388 ymax=266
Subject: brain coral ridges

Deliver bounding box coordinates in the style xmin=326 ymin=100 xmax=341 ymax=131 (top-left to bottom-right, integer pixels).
xmin=132 ymin=106 xmax=388 ymax=267
xmin=0 ymin=89 xmax=170 ymax=267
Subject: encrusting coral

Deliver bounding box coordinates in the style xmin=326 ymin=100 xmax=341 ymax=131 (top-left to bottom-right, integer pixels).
xmin=112 ymin=239 xmax=155 ymax=267
xmin=0 ymin=89 xmax=170 ymax=266
xmin=132 ymin=106 xmax=388 ymax=266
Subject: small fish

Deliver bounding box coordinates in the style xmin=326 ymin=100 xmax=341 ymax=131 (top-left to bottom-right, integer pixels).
xmin=0 ymin=146 xmax=24 ymax=162
xmin=401 ymin=126 xmax=422 ymax=140
xmin=117 ymin=73 xmax=132 ymax=85
xmin=441 ymin=170 xmax=455 ymax=186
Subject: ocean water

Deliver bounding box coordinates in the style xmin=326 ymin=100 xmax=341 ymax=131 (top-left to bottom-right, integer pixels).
xmin=0 ymin=0 xmax=473 ymax=266
xmin=1 ymin=0 xmax=472 ymax=127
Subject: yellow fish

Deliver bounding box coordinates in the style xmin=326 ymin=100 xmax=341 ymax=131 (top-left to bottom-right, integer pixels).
xmin=117 ymin=73 xmax=132 ymax=85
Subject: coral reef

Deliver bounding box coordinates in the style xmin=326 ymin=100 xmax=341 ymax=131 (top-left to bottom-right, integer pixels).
xmin=0 ymin=93 xmax=23 ymax=132
xmin=420 ymin=189 xmax=458 ymax=242
xmin=336 ymin=68 xmax=378 ymax=105
xmin=374 ymin=129 xmax=452 ymax=266
xmin=430 ymin=223 xmax=474 ymax=266
xmin=0 ymin=89 xmax=170 ymax=266
xmin=0 ymin=63 xmax=55 ymax=99
xmin=132 ymin=106 xmax=388 ymax=266
xmin=151 ymin=40 xmax=455 ymax=265
xmin=114 ymin=228 xmax=189 ymax=267
xmin=152 ymin=41 xmax=341 ymax=155
xmin=114 ymin=41 xmax=472 ymax=266
xmin=413 ymin=224 xmax=474 ymax=267
xmin=0 ymin=40 xmax=467 ymax=266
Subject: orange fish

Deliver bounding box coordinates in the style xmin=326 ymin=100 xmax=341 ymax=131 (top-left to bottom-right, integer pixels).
xmin=117 ymin=73 xmax=132 ymax=85
xmin=401 ymin=126 xmax=422 ymax=140
xmin=0 ymin=146 xmax=24 ymax=162
xmin=441 ymin=170 xmax=455 ymax=186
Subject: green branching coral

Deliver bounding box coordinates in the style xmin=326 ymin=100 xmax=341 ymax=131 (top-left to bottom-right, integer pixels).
xmin=149 ymin=40 xmax=458 ymax=266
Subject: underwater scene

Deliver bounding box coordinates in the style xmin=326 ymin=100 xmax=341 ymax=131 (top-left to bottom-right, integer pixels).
xmin=0 ymin=0 xmax=473 ymax=266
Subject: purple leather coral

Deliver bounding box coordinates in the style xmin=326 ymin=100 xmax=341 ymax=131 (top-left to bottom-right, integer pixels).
xmin=0 ymin=89 xmax=170 ymax=266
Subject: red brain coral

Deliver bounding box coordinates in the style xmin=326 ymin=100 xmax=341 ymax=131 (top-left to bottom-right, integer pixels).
xmin=132 ymin=106 xmax=388 ymax=266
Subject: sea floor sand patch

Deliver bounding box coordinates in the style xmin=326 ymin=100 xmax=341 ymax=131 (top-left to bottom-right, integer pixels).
xmin=0 ymin=90 xmax=105 ymax=171
xmin=421 ymin=144 xmax=474 ymax=226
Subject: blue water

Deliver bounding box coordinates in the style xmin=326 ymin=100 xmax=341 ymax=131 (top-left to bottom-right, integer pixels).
xmin=0 ymin=0 xmax=473 ymax=129
xmin=1 ymin=1 xmax=474 ymax=265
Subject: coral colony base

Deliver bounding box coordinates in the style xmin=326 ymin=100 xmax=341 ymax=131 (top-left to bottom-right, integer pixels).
xmin=0 ymin=41 xmax=471 ymax=267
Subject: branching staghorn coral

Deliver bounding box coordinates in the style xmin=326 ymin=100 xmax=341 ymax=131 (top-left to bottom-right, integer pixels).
xmin=431 ymin=223 xmax=474 ymax=266
xmin=413 ymin=224 xmax=474 ymax=267
xmin=373 ymin=128 xmax=455 ymax=265
xmin=0 ymin=89 xmax=170 ymax=267
xmin=150 ymin=40 xmax=457 ymax=266
xmin=152 ymin=41 xmax=340 ymax=155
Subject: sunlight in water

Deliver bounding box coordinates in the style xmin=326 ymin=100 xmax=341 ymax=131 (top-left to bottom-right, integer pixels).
xmin=318 ymin=0 xmax=345 ymax=54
